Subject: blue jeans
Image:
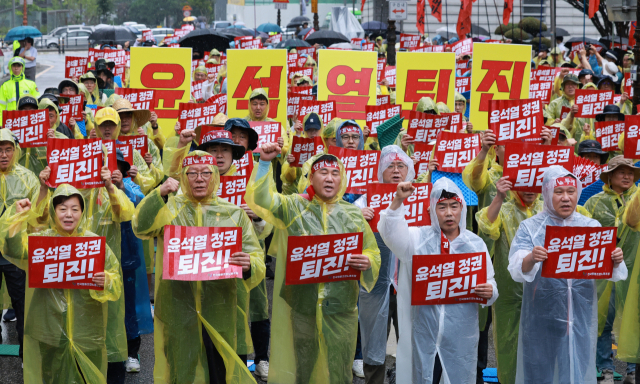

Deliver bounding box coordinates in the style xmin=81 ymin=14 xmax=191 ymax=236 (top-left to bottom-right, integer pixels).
xmin=596 ymin=285 xmax=636 ymax=374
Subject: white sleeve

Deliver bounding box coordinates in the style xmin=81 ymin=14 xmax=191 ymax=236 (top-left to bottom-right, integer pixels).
xmin=508 ymin=249 xmax=540 ymax=283
xmin=353 ymin=194 xmax=367 ymax=209
xmin=378 ymin=205 xmax=420 ymax=263
xmin=202 ymin=80 xmax=215 ymax=101
xmin=608 ymin=260 xmax=628 ymax=282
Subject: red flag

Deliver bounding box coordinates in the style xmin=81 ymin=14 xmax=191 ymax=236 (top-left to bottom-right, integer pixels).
xmin=503 ymin=0 xmax=513 ymax=25
xmin=630 ymin=22 xmax=637 ymax=47
xmin=417 ymin=0 xmax=426 ymax=35
xmin=588 ymin=0 xmax=599 ymax=18
xmin=428 ymin=0 xmax=442 ymax=22
xmin=457 ymin=0 xmax=472 ymax=39
xmin=361 ymin=0 xmax=366 ymax=12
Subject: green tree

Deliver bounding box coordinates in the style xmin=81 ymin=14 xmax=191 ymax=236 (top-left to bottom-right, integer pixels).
xmin=96 ymin=0 xmax=113 ymax=22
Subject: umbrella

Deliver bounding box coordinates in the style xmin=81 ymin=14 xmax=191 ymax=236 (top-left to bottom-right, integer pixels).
xmin=298 ymin=27 xmax=313 ymax=38
xmin=88 ymin=26 xmax=137 ymax=46
xmin=305 ymin=30 xmax=349 ymax=46
xmin=257 ymin=23 xmax=282 ymax=34
xmin=599 ymin=36 xmax=629 ymax=48
xmin=275 ymin=39 xmax=312 ymax=49
xmin=287 ymin=16 xmax=311 ymax=28
xmin=4 ymin=26 xmax=42 ymax=42
xmin=183 ymin=16 xmax=196 ymax=22
xmin=471 ymin=24 xmax=490 ymax=36
xmin=219 ymin=28 xmax=254 ymax=38
xmin=179 ymin=29 xmax=231 ymax=53
xmin=564 ymin=36 xmax=606 ymax=50
xmin=542 ymin=28 xmax=570 ymax=37
xmin=329 ymin=42 xmax=353 ymax=49
xmin=362 ymin=21 xmax=387 ymax=30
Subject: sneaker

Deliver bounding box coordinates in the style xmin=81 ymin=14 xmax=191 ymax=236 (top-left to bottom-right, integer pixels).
xmin=255 ymin=360 xmax=269 ymax=381
xmin=125 ymin=357 xmax=140 ymax=373
xmin=151 ymin=304 xmax=154 ymax=318
xmin=352 ymin=359 xmax=364 ymax=378
xmin=602 ymin=369 xmax=615 ymax=384
xmin=3 ymin=309 xmax=16 ymax=322
xmin=623 ymin=373 xmax=636 ymax=384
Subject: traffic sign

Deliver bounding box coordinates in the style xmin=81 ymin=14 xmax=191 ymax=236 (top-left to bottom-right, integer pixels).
xmin=389 ymin=1 xmax=407 ymax=20
xmin=183 ymin=5 xmax=192 ymax=11
xmin=275 ymin=2 xmax=287 ymax=9
xmin=183 ymin=10 xmax=191 ymax=17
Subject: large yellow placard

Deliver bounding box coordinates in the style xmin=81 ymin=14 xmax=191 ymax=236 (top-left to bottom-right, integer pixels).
xmin=396 ymin=52 xmax=456 ymax=113
xmin=226 ymin=49 xmax=287 ymax=126
xmin=470 ymin=43 xmax=532 ymax=131
xmin=317 ymin=50 xmax=377 ymax=126
xmin=129 ymin=47 xmax=192 ymax=138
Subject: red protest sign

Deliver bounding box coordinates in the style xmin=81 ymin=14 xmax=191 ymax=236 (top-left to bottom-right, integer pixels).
xmin=29 ymin=236 xmax=106 ymax=290
xmin=410 ymin=45 xmax=445 ymax=53
xmin=377 ymin=95 xmax=390 ymax=105
xmin=399 ymin=34 xmax=421 ymax=49
xmin=3 ymin=109 xmax=49 ymax=148
xmin=624 ymin=115 xmax=640 ymax=159
xmin=377 ymin=57 xmax=386 ymax=83
xmin=542 ymin=226 xmax=617 ymax=279
xmin=59 ymin=94 xmax=84 ymax=121
xmin=407 ymin=111 xmax=451 ymax=143
xmin=287 ymin=53 xmax=298 ymax=69
xmin=206 ymin=63 xmax=223 ymax=79
xmin=249 ymin=121 xmax=282 ymax=153
xmin=624 ymin=73 xmax=635 ymax=98
xmin=285 ymin=233 xmax=363 ymax=285
xmin=115 ymin=88 xmax=156 ymax=110
xmin=434 ymin=131 xmax=481 ymax=173
xmin=489 ymin=99 xmax=544 ymax=144
xmin=46 ymin=138 xmax=108 ymax=189
xmin=117 ymin=135 xmax=148 ymax=158
xmin=297 ymin=47 xmax=316 ymax=61
xmin=531 ymin=66 xmax=556 ymax=82
xmin=385 ymin=66 xmax=396 ymax=87
xmin=441 ymin=112 xmax=464 ymax=133
xmin=287 ymin=92 xmax=314 ymax=118
xmin=574 ymin=90 xmax=614 ymax=118
xmin=313 ymin=136 xmax=325 ymax=155
xmin=455 ymin=77 xmax=471 ymax=94
xmin=113 ymin=65 xmax=126 ymax=80
xmin=503 ymin=143 xmax=574 ymax=192
xmin=414 ymin=143 xmax=434 ymax=176
xmin=328 ymin=146 xmax=380 ymax=194
xmin=351 ymin=37 xmax=365 ymax=45
xmin=65 ymin=56 xmax=88 ymax=78
xmin=116 ymin=143 xmax=133 ymax=165
xmin=595 ymin=121 xmax=625 ymax=151
xmin=235 ymin=37 xmax=263 ymax=49
xmin=362 ymin=42 xmax=375 ymax=52
xmin=232 ymin=151 xmax=255 ymax=176
xmin=366 ymin=183 xmax=431 ymax=231
xmin=178 ymin=102 xmax=219 ymax=132
xmin=451 ymin=38 xmax=473 ymax=56
xmin=163 ymin=225 xmax=243 ymax=281
xmin=365 ymin=104 xmax=402 ymax=137
xmin=266 ymin=33 xmax=282 ymax=44
xmin=298 ymin=100 xmax=336 ymax=126
xmin=59 ymin=104 xmax=71 ymax=125
xmin=288 ymin=66 xmax=314 ymax=81
xmin=561 ymin=106 xmax=571 ymax=120
xmin=303 ymin=28 xmax=315 ymax=40
xmin=411 ymin=252 xmax=487 ymax=305
xmin=529 ymin=80 xmax=553 ymax=104
xmin=216 ymin=175 xmax=248 ymax=205
xmin=101 ymin=140 xmax=124 ymax=173
xmin=206 ymin=94 xmax=227 ymax=115
xmin=290 ymin=136 xmax=315 ymax=167
xmin=88 ymin=48 xmax=129 ymax=67
xmin=191 ymin=80 xmax=206 ymax=102
xmin=141 ymin=29 xmax=154 ymax=41
xmin=290 ymin=85 xmax=314 ymax=95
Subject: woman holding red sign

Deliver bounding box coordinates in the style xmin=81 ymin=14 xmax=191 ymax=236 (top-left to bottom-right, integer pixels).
xmin=508 ymin=166 xmax=627 ymax=384
xmin=377 ymin=177 xmax=497 ymax=384
xmin=0 ymin=184 xmax=122 ymax=384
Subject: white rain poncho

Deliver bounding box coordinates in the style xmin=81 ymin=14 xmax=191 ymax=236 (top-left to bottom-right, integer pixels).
xmin=354 ymin=145 xmax=415 ymax=366
xmin=507 ymin=165 xmax=628 ymax=384
xmin=378 ymin=177 xmax=498 ymax=384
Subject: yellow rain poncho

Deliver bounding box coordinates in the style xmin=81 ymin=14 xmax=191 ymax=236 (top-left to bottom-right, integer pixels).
xmin=281 ymin=113 xmax=324 ymax=195
xmin=612 ymin=184 xmax=640 ymax=362
xmin=79 ymin=72 xmax=108 ymax=106
xmin=244 ymin=88 xmax=290 ymax=155
xmin=455 ymin=92 xmax=469 ymax=122
xmin=18 ymin=98 xmax=69 ymax=178
xmin=0 ymin=184 xmax=122 ymax=384
xmin=435 ymin=102 xmax=450 ymax=114
xmin=476 ymin=193 xmax=543 ymax=384
xmin=133 ymin=150 xmax=265 ymax=383
xmin=245 ymin=153 xmax=381 ymax=383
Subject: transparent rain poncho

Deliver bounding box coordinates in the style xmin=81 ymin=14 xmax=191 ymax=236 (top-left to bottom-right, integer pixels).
xmin=508 ymin=166 xmax=628 ymax=383
xmin=0 ymin=184 xmax=122 ymax=384
xmin=353 ymin=145 xmax=414 ymax=366
xmin=245 ymin=153 xmax=381 ymax=383
xmin=133 ymin=151 xmax=265 ymax=383
xmin=476 ymin=192 xmax=543 ymax=384
xmin=378 ymin=177 xmax=498 ymax=384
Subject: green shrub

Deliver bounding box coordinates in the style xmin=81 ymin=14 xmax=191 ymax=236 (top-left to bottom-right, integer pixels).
xmin=504 ymin=28 xmax=531 ymax=40
xmin=495 ymin=23 xmax=517 ymax=35
xmin=519 ymin=17 xmax=548 ymax=35
xmin=530 ymin=36 xmax=552 ymax=48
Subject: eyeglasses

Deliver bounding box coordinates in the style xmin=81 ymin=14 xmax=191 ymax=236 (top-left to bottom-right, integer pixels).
xmin=341 ymin=135 xmax=360 ymax=142
xmin=386 ymin=163 xmax=407 ymax=171
xmin=186 ymin=172 xmax=213 ymax=180
xmin=0 ymin=148 xmax=14 ymax=156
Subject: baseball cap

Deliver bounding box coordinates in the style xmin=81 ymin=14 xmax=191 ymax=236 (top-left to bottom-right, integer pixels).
xmin=305 ymin=113 xmax=322 ymax=131
xmin=95 ymin=107 xmax=121 ymax=126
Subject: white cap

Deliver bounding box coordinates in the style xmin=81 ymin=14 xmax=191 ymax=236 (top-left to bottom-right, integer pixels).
xmin=603 ymin=61 xmax=618 ymax=77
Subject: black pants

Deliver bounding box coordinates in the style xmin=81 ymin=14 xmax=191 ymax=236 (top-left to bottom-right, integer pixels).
xmin=477 ymin=309 xmax=492 ymax=384
xmin=107 ymin=362 xmax=125 ymax=384
xmin=202 ymin=325 xmax=228 ymax=384
xmin=0 ymin=263 xmax=25 ymax=358
xmin=433 ymin=354 xmax=443 ymax=383
xmin=251 ymin=318 xmax=271 ymax=365
xmin=127 ymin=336 xmax=141 ymax=359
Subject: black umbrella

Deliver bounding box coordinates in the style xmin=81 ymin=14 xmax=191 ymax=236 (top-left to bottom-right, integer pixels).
xmin=541 ymin=28 xmax=570 ymax=37
xmin=298 ymin=27 xmax=313 ymax=38
xmin=599 ymin=36 xmax=630 ymax=48
xmin=219 ymin=27 xmax=255 ymax=38
xmin=88 ymin=26 xmax=137 ymax=46
xmin=179 ymin=29 xmax=231 ymax=53
xmin=305 ymin=30 xmax=349 ymax=46
xmin=287 ymin=16 xmax=312 ymax=28
xmin=362 ymin=21 xmax=387 ymax=30
xmin=564 ymin=36 xmax=606 ymax=50
xmin=471 ymin=24 xmax=490 ymax=36
xmin=275 ymin=39 xmax=312 ymax=49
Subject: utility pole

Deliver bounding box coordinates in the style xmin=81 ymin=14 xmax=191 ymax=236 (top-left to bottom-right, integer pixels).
xmin=22 ymin=0 xmax=27 ymax=26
